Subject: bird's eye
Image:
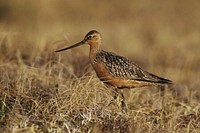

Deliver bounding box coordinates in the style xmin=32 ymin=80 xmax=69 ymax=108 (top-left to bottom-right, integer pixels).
xmin=88 ymin=35 xmax=93 ymax=39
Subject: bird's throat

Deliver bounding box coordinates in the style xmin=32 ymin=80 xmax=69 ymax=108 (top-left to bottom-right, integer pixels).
xmin=89 ymin=44 xmax=101 ymax=61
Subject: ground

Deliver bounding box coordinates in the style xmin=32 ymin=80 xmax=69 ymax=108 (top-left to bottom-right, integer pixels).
xmin=0 ymin=0 xmax=200 ymax=132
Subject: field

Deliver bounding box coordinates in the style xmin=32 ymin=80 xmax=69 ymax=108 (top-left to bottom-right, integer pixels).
xmin=0 ymin=0 xmax=200 ymax=132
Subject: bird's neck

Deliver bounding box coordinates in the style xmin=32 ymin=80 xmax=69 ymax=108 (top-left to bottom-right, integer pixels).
xmin=89 ymin=43 xmax=101 ymax=63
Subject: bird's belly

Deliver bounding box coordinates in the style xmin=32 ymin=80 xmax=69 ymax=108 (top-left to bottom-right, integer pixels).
xmin=92 ymin=62 xmax=154 ymax=88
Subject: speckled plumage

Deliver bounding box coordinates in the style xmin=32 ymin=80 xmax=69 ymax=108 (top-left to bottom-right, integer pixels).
xmin=56 ymin=30 xmax=173 ymax=89
xmin=95 ymin=50 xmax=172 ymax=85
xmin=55 ymin=30 xmax=173 ymax=113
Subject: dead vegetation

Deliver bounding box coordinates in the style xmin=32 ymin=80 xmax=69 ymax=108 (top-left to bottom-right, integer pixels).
xmin=0 ymin=0 xmax=200 ymax=132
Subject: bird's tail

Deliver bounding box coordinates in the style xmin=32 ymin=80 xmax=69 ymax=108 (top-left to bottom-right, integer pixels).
xmin=149 ymin=73 xmax=173 ymax=84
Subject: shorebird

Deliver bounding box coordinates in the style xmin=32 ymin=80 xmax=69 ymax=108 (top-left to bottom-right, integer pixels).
xmin=55 ymin=30 xmax=173 ymax=112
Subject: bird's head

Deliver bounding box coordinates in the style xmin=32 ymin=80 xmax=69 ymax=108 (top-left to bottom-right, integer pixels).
xmin=55 ymin=30 xmax=102 ymax=52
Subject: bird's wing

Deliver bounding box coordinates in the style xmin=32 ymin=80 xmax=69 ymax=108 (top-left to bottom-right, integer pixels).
xmin=97 ymin=50 xmax=172 ymax=84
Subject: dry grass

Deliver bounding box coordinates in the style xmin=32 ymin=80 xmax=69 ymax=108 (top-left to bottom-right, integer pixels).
xmin=0 ymin=0 xmax=200 ymax=132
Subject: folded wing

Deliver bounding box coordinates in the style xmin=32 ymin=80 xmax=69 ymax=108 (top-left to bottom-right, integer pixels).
xmin=97 ymin=50 xmax=173 ymax=84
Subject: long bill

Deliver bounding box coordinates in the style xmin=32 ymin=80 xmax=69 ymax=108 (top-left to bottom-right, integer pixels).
xmin=55 ymin=40 xmax=85 ymax=52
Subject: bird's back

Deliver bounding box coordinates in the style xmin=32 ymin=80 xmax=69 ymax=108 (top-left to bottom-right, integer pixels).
xmin=91 ymin=50 xmax=172 ymax=88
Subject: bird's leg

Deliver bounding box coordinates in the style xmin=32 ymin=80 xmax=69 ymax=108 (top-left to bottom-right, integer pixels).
xmin=107 ymin=87 xmax=118 ymax=106
xmin=115 ymin=88 xmax=127 ymax=113
xmin=158 ymin=84 xmax=174 ymax=96
xmin=108 ymin=88 xmax=127 ymax=113
xmin=108 ymin=87 xmax=128 ymax=113
xmin=121 ymin=92 xmax=127 ymax=114
xmin=158 ymin=85 xmax=165 ymax=97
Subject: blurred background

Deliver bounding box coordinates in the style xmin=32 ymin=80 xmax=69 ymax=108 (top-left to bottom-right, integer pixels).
xmin=0 ymin=0 xmax=200 ymax=86
xmin=1 ymin=1 xmax=200 ymax=132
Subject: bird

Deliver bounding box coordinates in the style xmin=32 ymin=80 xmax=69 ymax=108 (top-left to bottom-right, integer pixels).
xmin=55 ymin=30 xmax=173 ymax=112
